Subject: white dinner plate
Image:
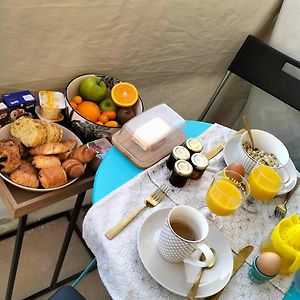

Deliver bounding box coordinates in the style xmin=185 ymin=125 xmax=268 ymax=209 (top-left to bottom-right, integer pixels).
xmin=0 ymin=123 xmax=83 ymax=192
xmin=138 ymin=207 xmax=233 ymax=298
xmin=223 ymin=135 xmax=297 ymax=195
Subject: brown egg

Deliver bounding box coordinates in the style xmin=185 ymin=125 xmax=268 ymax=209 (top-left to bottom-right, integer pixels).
xmin=225 ymin=162 xmax=245 ymax=181
xmin=256 ymin=252 xmax=282 ymax=276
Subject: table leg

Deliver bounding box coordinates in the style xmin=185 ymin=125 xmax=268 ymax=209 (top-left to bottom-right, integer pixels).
xmin=5 ymin=215 xmax=28 ymax=300
xmin=50 ymin=191 xmax=86 ymax=288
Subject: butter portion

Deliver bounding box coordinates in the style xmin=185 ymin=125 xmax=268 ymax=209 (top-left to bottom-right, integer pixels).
xmin=132 ymin=117 xmax=171 ymax=150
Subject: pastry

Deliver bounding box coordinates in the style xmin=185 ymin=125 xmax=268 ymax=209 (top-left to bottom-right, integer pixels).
xmin=57 ymin=151 xmax=71 ymax=161
xmin=10 ymin=161 xmax=39 ymax=188
xmin=39 ymin=166 xmax=67 ymax=188
xmin=69 ymin=145 xmax=96 ymax=164
xmin=0 ymin=140 xmax=21 ymax=173
xmin=62 ymin=158 xmax=84 ymax=178
xmin=62 ymin=140 xmax=77 ymax=151
xmin=10 ymin=116 xmax=47 ymax=147
xmin=29 ymin=142 xmax=69 ymax=156
xmin=32 ymin=155 xmax=61 ymax=169
xmin=3 ymin=137 xmax=26 ymax=158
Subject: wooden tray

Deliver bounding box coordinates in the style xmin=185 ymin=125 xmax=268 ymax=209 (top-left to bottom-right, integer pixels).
xmin=112 ymin=130 xmax=186 ymax=168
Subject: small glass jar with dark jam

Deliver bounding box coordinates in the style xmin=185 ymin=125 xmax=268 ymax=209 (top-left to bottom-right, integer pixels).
xmin=166 ymin=146 xmax=190 ymax=170
xmin=184 ymin=138 xmax=203 ymax=155
xmin=169 ymin=160 xmax=193 ymax=187
xmin=190 ymin=153 xmax=209 ymax=180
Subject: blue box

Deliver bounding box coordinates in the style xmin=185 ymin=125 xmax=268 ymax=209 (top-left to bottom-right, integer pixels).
xmin=2 ymin=90 xmax=36 ymax=113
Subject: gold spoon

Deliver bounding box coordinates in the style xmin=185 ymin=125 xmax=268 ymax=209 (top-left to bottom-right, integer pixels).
xmin=242 ymin=115 xmax=254 ymax=148
xmin=187 ymin=249 xmax=216 ymax=300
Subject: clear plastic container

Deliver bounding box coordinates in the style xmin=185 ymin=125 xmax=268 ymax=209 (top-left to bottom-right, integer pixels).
xmin=112 ymin=104 xmax=186 ymax=168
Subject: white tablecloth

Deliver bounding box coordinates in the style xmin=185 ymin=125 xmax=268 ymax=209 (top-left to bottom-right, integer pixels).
xmin=83 ymin=124 xmax=298 ymax=299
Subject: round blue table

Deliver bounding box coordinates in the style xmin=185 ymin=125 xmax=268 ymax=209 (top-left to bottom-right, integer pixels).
xmin=91 ymin=119 xmax=298 ymax=299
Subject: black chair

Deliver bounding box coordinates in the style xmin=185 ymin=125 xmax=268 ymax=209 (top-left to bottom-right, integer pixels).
xmin=199 ymin=35 xmax=300 ymax=170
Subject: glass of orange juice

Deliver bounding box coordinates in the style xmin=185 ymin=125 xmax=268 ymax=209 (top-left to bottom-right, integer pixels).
xmin=201 ymin=169 xmax=250 ymax=229
xmin=243 ymin=159 xmax=282 ymax=213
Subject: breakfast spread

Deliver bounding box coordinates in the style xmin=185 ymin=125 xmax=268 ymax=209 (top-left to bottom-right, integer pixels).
xmin=0 ymin=117 xmax=96 ymax=189
xmin=243 ymin=141 xmax=280 ymax=167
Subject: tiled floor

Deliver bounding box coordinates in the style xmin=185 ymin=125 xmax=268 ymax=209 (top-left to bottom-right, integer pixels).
xmin=0 ymin=217 xmax=111 ymax=300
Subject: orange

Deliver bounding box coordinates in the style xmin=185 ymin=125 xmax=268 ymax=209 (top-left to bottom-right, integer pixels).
xmin=98 ymin=114 xmax=109 ymax=123
xmin=102 ymin=111 xmax=116 ymax=120
xmin=70 ymin=101 xmax=77 ymax=109
xmin=105 ymin=120 xmax=119 ymax=127
xmin=77 ymin=101 xmax=100 ymax=122
xmin=72 ymin=95 xmax=83 ymax=104
xmin=111 ymin=82 xmax=138 ymax=107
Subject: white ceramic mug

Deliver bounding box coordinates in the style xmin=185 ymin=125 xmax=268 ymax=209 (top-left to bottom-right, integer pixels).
xmin=158 ymin=206 xmax=214 ymax=268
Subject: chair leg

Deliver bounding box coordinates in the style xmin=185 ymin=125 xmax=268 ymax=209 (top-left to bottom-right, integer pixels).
xmin=72 ymin=258 xmax=97 ymax=288
xmin=198 ymin=71 xmax=231 ymax=121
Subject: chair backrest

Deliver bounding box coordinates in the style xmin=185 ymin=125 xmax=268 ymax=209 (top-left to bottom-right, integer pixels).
xmin=200 ymin=35 xmax=300 ymax=170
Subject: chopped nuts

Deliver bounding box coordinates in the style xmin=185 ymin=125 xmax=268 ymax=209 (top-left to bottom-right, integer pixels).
xmin=243 ymin=142 xmax=280 ymax=168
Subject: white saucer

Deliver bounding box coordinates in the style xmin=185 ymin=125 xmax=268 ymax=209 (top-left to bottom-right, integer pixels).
xmin=223 ymin=135 xmax=297 ymax=195
xmin=138 ymin=208 xmax=233 ymax=298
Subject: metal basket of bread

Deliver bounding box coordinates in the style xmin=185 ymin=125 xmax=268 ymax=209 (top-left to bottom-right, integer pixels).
xmin=0 ymin=117 xmax=96 ymax=192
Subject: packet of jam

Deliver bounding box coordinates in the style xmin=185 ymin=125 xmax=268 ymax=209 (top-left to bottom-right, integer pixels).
xmin=0 ymin=102 xmax=10 ymax=128
xmin=2 ymin=90 xmax=36 ymax=121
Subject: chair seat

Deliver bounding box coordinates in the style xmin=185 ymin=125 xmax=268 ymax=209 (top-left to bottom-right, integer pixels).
xmin=48 ymin=286 xmax=86 ymax=300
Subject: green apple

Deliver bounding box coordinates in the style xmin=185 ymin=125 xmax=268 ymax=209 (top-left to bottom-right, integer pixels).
xmin=79 ymin=76 xmax=107 ymax=102
xmin=99 ymin=97 xmax=118 ymax=112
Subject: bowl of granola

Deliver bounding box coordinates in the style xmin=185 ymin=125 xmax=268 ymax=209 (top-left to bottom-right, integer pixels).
xmin=238 ymin=130 xmax=289 ymax=173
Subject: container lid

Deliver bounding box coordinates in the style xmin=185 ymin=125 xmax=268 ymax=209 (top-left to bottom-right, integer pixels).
xmin=191 ymin=153 xmax=208 ymax=170
xmin=174 ymin=160 xmax=193 ymax=177
xmin=111 ymin=104 xmax=186 ymax=168
xmin=172 ymin=146 xmax=190 ymax=160
xmin=122 ymin=104 xmax=185 ymax=151
xmin=185 ymin=138 xmax=203 ymax=153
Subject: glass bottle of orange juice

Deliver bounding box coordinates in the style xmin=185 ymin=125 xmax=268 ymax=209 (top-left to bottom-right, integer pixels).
xmin=261 ymin=214 xmax=300 ymax=274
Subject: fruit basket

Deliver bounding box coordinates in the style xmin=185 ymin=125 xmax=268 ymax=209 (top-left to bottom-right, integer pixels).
xmin=65 ymin=74 xmax=144 ymax=141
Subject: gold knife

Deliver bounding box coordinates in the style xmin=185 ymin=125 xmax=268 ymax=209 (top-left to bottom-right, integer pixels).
xmin=205 ymin=128 xmax=246 ymax=160
xmin=206 ymin=245 xmax=254 ymax=300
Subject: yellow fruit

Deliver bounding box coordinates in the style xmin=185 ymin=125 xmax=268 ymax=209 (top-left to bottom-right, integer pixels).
xmin=72 ymin=95 xmax=83 ymax=104
xmin=105 ymin=120 xmax=119 ymax=127
xmin=111 ymin=82 xmax=138 ymax=107
xmin=77 ymin=101 xmax=100 ymax=122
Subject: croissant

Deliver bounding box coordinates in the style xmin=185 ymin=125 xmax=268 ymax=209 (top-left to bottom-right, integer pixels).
xmin=32 ymin=155 xmax=61 ymax=169
xmin=62 ymin=140 xmax=77 ymax=151
xmin=62 ymin=158 xmax=84 ymax=178
xmin=30 ymin=142 xmax=69 ymax=156
xmin=39 ymin=166 xmax=67 ymax=188
xmin=69 ymin=145 xmax=96 ymax=164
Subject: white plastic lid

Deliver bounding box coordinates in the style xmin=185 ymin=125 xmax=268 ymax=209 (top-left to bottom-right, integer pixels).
xmin=122 ymin=104 xmax=185 ymax=151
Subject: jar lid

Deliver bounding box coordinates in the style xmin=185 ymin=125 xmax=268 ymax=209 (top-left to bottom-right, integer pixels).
xmin=191 ymin=153 xmax=209 ymax=170
xmin=172 ymin=146 xmax=190 ymax=160
xmin=174 ymin=160 xmax=193 ymax=177
xmin=185 ymin=138 xmax=203 ymax=153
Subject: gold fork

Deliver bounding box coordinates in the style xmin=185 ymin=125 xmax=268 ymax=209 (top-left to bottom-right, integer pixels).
xmin=274 ymin=177 xmax=300 ymax=219
xmin=105 ymin=185 xmax=169 ymax=240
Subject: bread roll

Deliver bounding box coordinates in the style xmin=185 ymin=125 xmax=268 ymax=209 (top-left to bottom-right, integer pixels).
xmin=39 ymin=166 xmax=67 ymax=188
xmin=69 ymin=145 xmax=96 ymax=164
xmin=30 ymin=142 xmax=69 ymax=156
xmin=32 ymin=155 xmax=61 ymax=169
xmin=10 ymin=116 xmax=47 ymax=147
xmin=57 ymin=151 xmax=71 ymax=161
xmin=62 ymin=158 xmax=84 ymax=178
xmin=10 ymin=161 xmax=39 ymax=188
